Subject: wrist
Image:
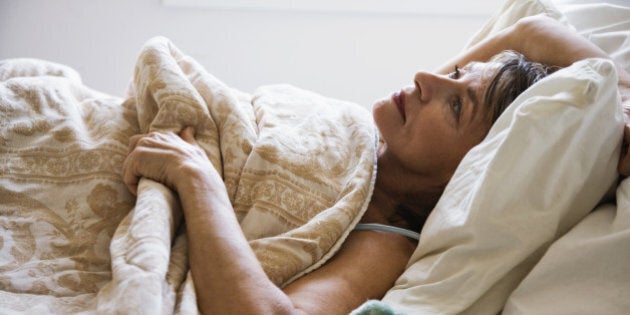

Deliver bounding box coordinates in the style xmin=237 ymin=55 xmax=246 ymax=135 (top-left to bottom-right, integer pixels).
xmin=174 ymin=162 xmax=221 ymax=192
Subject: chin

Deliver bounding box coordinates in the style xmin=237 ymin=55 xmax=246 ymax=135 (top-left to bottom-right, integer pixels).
xmin=372 ymin=103 xmax=386 ymax=131
xmin=372 ymin=98 xmax=399 ymax=134
xmin=371 ymin=97 xmax=388 ymax=114
xmin=372 ymin=96 xmax=394 ymax=118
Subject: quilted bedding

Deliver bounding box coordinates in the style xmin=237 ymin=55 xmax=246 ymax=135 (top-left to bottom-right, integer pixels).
xmin=0 ymin=37 xmax=377 ymax=314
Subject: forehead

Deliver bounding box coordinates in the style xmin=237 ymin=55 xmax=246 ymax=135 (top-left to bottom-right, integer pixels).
xmin=463 ymin=61 xmax=500 ymax=93
xmin=464 ymin=61 xmax=499 ymax=78
xmin=453 ymin=61 xmax=502 ymax=144
xmin=462 ymin=61 xmax=501 ymax=123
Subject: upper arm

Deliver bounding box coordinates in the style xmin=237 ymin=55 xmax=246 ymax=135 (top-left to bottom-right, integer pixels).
xmin=282 ymin=230 xmax=416 ymax=315
xmin=514 ymin=15 xmax=609 ymax=67
xmin=436 ymin=14 xmax=611 ymax=74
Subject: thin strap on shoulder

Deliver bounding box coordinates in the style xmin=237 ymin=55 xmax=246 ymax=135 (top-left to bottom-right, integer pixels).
xmin=354 ymin=223 xmax=420 ymax=241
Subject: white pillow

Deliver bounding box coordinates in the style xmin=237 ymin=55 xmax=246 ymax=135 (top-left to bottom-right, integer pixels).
xmin=553 ymin=0 xmax=630 ymax=70
xmin=381 ymin=57 xmax=623 ymax=314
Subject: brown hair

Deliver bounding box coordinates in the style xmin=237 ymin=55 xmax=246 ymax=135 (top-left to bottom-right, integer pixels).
xmin=483 ymin=50 xmax=559 ymax=124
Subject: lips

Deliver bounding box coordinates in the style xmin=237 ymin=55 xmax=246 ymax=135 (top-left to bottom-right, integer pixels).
xmin=392 ymin=90 xmax=406 ymax=121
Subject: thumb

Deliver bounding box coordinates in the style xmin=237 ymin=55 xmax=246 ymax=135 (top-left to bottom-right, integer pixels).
xmin=180 ymin=126 xmax=196 ymax=143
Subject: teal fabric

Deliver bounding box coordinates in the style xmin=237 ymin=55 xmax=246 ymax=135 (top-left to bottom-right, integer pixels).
xmin=351 ymin=300 xmax=406 ymax=315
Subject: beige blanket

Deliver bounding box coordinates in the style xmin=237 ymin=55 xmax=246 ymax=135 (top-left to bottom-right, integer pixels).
xmin=0 ymin=37 xmax=377 ymax=314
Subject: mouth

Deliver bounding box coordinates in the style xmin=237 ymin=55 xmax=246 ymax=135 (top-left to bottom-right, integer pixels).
xmin=392 ymin=90 xmax=406 ymax=121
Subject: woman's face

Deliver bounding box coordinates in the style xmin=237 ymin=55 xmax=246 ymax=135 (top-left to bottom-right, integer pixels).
xmin=373 ymin=61 xmax=499 ymax=187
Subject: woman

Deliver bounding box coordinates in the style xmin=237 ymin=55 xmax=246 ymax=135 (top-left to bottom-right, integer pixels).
xmin=122 ymin=15 xmax=630 ymax=314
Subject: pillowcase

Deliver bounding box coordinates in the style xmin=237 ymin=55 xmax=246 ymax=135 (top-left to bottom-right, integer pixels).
xmin=375 ymin=0 xmax=625 ymax=310
xmin=553 ymin=0 xmax=630 ymax=70
xmin=502 ymin=1 xmax=630 ymax=314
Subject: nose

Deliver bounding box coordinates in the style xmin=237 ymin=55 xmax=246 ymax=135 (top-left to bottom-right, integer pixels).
xmin=414 ymin=71 xmax=453 ymax=103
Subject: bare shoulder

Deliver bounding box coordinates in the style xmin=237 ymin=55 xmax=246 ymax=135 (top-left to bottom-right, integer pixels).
xmin=283 ymin=227 xmax=416 ymax=315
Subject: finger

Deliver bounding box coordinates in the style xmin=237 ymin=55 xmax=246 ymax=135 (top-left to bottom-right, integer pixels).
xmin=128 ymin=134 xmax=144 ymax=153
xmin=136 ymin=132 xmax=175 ymax=150
xmin=127 ymin=182 xmax=139 ymax=196
xmin=180 ymin=126 xmax=196 ymax=143
xmin=121 ymin=154 xmax=140 ymax=196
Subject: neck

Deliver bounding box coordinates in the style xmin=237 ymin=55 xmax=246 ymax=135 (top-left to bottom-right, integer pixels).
xmin=371 ymin=151 xmax=446 ymax=217
xmin=367 ymin=178 xmax=442 ymax=230
xmin=367 ymin=141 xmax=449 ymax=230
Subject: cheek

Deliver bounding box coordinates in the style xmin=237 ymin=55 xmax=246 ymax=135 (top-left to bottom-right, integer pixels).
xmin=405 ymin=126 xmax=462 ymax=171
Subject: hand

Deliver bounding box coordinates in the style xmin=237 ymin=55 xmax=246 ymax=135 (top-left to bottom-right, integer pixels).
xmin=122 ymin=127 xmax=214 ymax=195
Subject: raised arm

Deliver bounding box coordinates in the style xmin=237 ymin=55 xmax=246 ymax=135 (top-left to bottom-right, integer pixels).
xmin=437 ymin=15 xmax=609 ymax=72
xmin=443 ymin=15 xmax=630 ymax=103
xmin=436 ymin=14 xmax=630 ymax=175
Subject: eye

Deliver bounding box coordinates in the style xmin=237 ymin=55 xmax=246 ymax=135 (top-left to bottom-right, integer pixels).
xmin=449 ymin=65 xmax=461 ymax=80
xmin=448 ymin=65 xmax=463 ymax=123
xmin=450 ymin=95 xmax=463 ymax=123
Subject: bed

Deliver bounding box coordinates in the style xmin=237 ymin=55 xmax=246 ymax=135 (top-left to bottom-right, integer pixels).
xmin=1 ymin=0 xmax=629 ymax=314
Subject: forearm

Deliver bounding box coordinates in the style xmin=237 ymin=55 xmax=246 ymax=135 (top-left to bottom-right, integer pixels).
xmin=122 ymin=128 xmax=411 ymax=312
xmin=435 ymin=23 xmax=515 ymax=74
xmin=436 ymin=15 xmax=611 ymax=74
xmin=516 ymin=15 xmax=630 ymax=103
xmin=513 ymin=17 xmax=629 ymax=112
xmin=176 ymin=169 xmax=412 ymax=315
xmin=176 ymin=170 xmax=296 ymax=315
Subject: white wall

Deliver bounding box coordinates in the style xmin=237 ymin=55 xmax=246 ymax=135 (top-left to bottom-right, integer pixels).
xmin=0 ymin=0 xmax=499 ymax=109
